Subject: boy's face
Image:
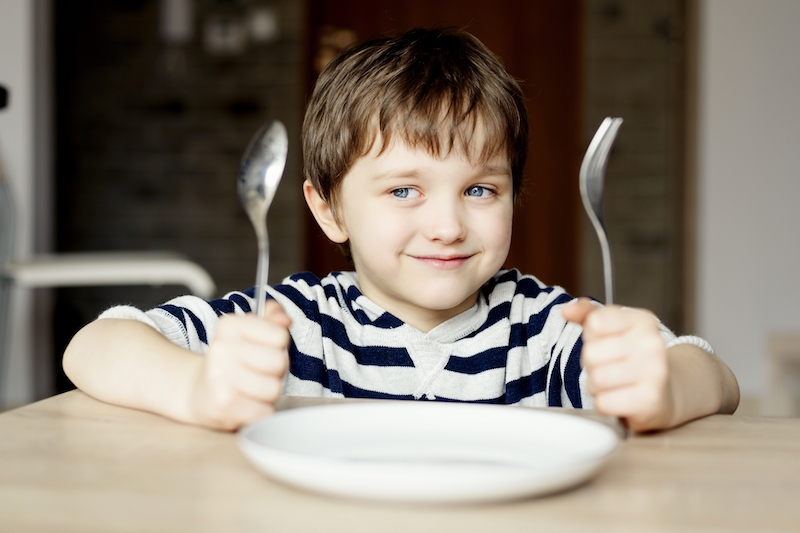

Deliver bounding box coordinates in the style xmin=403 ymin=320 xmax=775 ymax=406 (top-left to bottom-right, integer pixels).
xmin=307 ymin=133 xmax=513 ymax=332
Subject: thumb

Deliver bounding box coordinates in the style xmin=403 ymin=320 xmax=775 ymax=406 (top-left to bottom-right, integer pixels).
xmin=561 ymin=297 xmax=596 ymax=325
xmin=263 ymin=299 xmax=292 ymax=327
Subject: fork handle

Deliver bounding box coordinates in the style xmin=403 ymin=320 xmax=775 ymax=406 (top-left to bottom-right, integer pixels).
xmin=597 ymin=229 xmax=614 ymax=306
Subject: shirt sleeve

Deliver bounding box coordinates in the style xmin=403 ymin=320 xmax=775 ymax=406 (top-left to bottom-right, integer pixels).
xmin=97 ymin=291 xmax=257 ymax=354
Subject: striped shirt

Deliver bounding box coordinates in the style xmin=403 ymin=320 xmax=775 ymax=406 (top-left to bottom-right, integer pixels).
xmin=99 ymin=269 xmax=682 ymax=409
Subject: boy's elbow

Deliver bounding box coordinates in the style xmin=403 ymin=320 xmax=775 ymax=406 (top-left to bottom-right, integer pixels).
xmin=62 ymin=318 xmax=119 ymax=386
xmin=718 ymin=360 xmax=741 ymax=415
xmin=61 ymin=320 xmax=96 ymax=384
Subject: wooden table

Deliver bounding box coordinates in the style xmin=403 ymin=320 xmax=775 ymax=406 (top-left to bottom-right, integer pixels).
xmin=1 ymin=391 xmax=799 ymax=533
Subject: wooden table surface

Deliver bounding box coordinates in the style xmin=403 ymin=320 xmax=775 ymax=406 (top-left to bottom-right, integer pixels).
xmin=1 ymin=391 xmax=799 ymax=533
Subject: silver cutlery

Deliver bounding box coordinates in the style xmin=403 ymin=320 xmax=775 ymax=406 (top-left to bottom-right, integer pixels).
xmin=238 ymin=120 xmax=288 ymax=317
xmin=579 ymin=117 xmax=623 ymax=305
xmin=580 ymin=117 xmax=627 ymax=438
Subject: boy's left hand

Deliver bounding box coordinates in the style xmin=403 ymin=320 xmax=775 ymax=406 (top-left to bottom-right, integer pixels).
xmin=562 ymin=298 xmax=673 ymax=431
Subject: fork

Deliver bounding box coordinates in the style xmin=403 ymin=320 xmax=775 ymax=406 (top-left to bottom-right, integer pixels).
xmin=580 ymin=117 xmax=626 ymax=438
xmin=579 ymin=117 xmax=623 ymax=306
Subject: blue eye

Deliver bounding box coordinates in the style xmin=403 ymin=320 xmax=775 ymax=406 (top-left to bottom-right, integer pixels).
xmin=392 ymin=188 xmax=411 ymax=198
xmin=466 ymin=186 xmax=490 ymax=197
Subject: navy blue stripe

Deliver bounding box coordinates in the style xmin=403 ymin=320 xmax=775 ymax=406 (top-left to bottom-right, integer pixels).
xmin=228 ymin=293 xmax=253 ymax=314
xmin=158 ymin=304 xmax=187 ymax=329
xmin=547 ymin=350 xmax=564 ymax=407
xmin=208 ymin=297 xmax=236 ymax=316
xmin=505 ymin=365 xmax=548 ymax=404
xmin=340 ymin=380 xmax=415 ymax=400
xmin=339 ymin=279 xmax=404 ymax=329
xmin=318 ymin=314 xmax=414 ymax=367
xmin=428 ymin=394 xmax=504 ymax=404
xmin=445 ymin=346 xmax=508 ymax=374
xmin=463 ymin=302 xmax=511 ymax=339
xmin=563 ymin=337 xmax=584 ymax=408
xmin=238 ymin=283 xmax=412 ymax=368
xmin=184 ymin=308 xmax=208 ymax=344
xmin=523 ymin=292 xmax=575 ymax=341
xmin=289 ymin=346 xmax=414 ymax=400
xmin=282 ymin=272 xmax=403 ymax=329
xmin=503 ymin=293 xmax=573 ymax=352
xmin=272 ymin=284 xmax=321 ymax=322
xmin=289 ymin=271 xmax=322 ymax=285
xmin=207 ymin=291 xmax=261 ymax=316
xmin=158 ymin=304 xmax=208 ymax=344
xmin=515 ymin=275 xmax=549 ymax=298
xmin=289 ymin=346 xmax=332 ymax=390
xmin=488 ymin=269 xmax=520 ymax=288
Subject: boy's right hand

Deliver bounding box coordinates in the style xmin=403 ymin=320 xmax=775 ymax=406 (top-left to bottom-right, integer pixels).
xmin=189 ymin=300 xmax=291 ymax=431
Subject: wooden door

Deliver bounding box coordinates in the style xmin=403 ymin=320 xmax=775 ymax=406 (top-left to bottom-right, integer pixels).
xmin=303 ymin=0 xmax=582 ymax=293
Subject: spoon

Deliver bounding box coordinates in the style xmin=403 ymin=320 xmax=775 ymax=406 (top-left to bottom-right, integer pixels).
xmin=238 ymin=120 xmax=288 ymax=317
xmin=579 ymin=117 xmax=623 ymax=305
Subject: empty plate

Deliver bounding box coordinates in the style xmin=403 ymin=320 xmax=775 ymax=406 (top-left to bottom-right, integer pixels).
xmin=238 ymin=401 xmax=618 ymax=503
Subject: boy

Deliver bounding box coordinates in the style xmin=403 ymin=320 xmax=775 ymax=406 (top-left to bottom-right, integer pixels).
xmin=63 ymin=28 xmax=739 ymax=432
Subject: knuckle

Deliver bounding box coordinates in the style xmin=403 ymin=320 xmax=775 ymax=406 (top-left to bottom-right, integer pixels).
xmin=275 ymin=328 xmax=291 ymax=348
xmin=264 ymin=377 xmax=284 ymax=402
xmin=275 ymin=350 xmax=290 ymax=374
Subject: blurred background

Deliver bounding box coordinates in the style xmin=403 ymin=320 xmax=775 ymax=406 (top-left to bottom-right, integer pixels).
xmin=1 ymin=0 xmax=799 ymax=416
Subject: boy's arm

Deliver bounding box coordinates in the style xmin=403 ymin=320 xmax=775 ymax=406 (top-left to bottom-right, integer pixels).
xmin=63 ymin=301 xmax=291 ymax=431
xmin=562 ymin=299 xmax=739 ymax=432
xmin=659 ymin=343 xmax=740 ymax=428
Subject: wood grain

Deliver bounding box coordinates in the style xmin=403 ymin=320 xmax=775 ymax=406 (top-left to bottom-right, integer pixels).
xmin=2 ymin=391 xmax=799 ymax=532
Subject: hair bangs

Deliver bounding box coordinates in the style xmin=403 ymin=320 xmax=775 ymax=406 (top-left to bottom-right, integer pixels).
xmin=370 ymin=86 xmax=511 ymax=171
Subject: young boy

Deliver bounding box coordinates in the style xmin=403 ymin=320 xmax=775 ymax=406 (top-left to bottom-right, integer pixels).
xmin=63 ymin=28 xmax=739 ymax=432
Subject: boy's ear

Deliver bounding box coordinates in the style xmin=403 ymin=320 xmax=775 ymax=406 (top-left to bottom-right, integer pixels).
xmin=303 ymin=180 xmax=348 ymax=244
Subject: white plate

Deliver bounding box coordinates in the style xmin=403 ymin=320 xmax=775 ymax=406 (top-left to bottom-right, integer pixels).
xmin=237 ymin=401 xmax=618 ymax=503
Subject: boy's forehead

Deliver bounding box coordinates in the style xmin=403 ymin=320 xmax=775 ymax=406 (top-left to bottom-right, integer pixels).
xmin=364 ymin=120 xmax=509 ymax=167
xmin=354 ymin=136 xmax=512 ymax=183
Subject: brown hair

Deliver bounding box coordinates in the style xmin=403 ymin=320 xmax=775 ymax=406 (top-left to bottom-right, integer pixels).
xmin=302 ymin=27 xmax=529 ymax=255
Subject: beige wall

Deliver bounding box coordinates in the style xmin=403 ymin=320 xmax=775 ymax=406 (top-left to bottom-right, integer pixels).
xmin=697 ymin=0 xmax=800 ymax=401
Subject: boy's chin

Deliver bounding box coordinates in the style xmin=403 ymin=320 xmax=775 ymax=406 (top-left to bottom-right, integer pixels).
xmin=409 ymin=289 xmax=481 ymax=314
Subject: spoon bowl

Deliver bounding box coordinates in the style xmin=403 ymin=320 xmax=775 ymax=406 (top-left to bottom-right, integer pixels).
xmin=238 ymin=120 xmax=288 ymax=317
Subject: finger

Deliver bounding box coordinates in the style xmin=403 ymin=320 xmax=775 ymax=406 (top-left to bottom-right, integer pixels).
xmin=561 ymin=298 xmax=597 ymax=325
xmin=592 ymin=383 xmax=664 ymax=421
xmin=237 ymin=345 xmax=290 ymax=376
xmin=580 ymin=334 xmax=630 ymax=368
xmin=582 ymin=305 xmax=659 ymax=341
xmin=228 ymin=363 xmax=284 ymax=403
xmin=215 ymin=314 xmax=291 ymax=347
xmin=584 ymin=359 xmax=641 ymax=395
xmin=264 ymin=300 xmax=292 ymax=327
xmin=583 ymin=337 xmax=668 ymax=392
xmin=212 ymin=398 xmax=277 ymax=431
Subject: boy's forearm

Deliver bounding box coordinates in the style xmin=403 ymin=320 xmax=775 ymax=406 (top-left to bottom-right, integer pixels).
xmin=663 ymin=344 xmax=740 ymax=429
xmin=63 ymin=319 xmax=202 ymax=424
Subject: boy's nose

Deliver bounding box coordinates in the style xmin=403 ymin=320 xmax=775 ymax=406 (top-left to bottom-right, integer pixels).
xmin=422 ymin=199 xmax=467 ymax=243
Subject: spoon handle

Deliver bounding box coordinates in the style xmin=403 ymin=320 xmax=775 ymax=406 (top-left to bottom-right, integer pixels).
xmin=255 ymin=235 xmax=269 ymax=318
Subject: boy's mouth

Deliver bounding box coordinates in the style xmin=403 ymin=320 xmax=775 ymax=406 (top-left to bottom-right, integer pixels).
xmin=410 ymin=254 xmax=474 ymax=270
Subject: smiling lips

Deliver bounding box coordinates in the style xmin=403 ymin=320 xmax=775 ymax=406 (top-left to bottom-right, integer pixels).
xmin=410 ymin=254 xmax=474 ymax=270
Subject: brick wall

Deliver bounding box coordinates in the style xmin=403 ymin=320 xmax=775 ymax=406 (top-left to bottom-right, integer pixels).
xmin=53 ymin=0 xmax=305 ymax=389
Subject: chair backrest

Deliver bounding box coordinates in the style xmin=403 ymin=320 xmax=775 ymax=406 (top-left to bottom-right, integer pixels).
xmin=0 ymin=153 xmax=15 ymax=272
xmin=0 ymin=84 xmax=13 ymax=270
xmin=0 ymin=87 xmax=14 ymax=396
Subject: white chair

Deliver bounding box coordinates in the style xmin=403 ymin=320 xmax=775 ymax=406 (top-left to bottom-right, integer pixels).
xmin=0 ymin=133 xmax=216 ymax=401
